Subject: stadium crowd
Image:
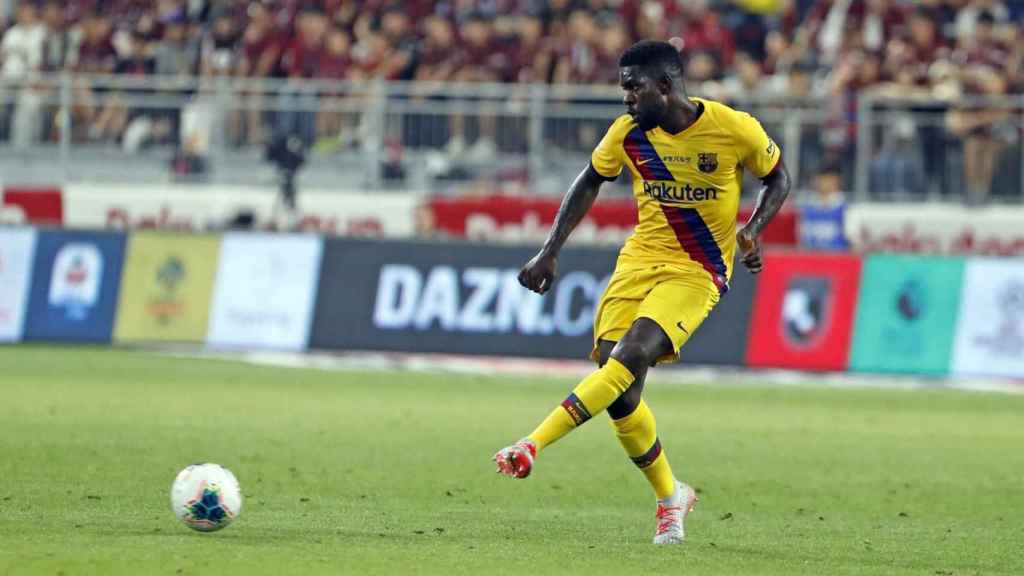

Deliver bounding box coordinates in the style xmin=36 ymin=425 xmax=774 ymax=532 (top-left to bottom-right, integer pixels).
xmin=1 ymin=0 xmax=1022 ymax=200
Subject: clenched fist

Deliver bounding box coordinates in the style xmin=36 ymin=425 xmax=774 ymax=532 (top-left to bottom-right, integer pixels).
xmin=737 ymin=226 xmax=763 ymax=274
xmin=518 ymin=251 xmax=558 ymax=294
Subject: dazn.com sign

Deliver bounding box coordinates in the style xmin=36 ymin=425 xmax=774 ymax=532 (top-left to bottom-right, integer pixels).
xmin=372 ymin=264 xmax=610 ymax=337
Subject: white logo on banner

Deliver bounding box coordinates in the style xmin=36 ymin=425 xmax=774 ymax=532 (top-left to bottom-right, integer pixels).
xmin=953 ymin=259 xmax=1024 ymax=378
xmin=372 ymin=264 xmax=608 ymax=337
xmin=0 ymin=229 xmax=36 ymax=341
xmin=48 ymin=243 xmax=103 ymax=321
xmin=206 ymin=233 xmax=323 ymax=350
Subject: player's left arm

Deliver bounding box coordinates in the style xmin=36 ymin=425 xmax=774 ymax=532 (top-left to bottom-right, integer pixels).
xmin=735 ymin=113 xmax=792 ymax=274
xmin=737 ymin=161 xmax=791 ymax=274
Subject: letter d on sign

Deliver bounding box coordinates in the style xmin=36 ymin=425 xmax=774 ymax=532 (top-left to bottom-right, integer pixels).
xmin=373 ymin=264 xmax=422 ymax=329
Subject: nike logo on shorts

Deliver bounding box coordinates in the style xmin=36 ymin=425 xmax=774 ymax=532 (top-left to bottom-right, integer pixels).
xmin=676 ymin=321 xmax=689 ymax=334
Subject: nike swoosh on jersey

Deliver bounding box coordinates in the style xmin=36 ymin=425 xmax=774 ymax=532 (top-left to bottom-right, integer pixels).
xmin=636 ymin=157 xmax=654 ymax=166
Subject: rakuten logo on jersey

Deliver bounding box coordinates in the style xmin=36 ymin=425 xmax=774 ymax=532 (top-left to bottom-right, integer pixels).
xmin=643 ymin=181 xmax=719 ymax=203
xmin=372 ymin=264 xmax=609 ymax=337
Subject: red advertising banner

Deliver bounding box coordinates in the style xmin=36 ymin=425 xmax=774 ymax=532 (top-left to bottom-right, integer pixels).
xmin=427 ymin=195 xmax=797 ymax=246
xmin=1 ymin=187 xmax=64 ymax=226
xmin=746 ymin=252 xmax=862 ymax=371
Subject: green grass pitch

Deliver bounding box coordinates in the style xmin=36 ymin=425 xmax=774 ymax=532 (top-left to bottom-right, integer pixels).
xmin=1 ymin=346 xmax=1022 ymax=575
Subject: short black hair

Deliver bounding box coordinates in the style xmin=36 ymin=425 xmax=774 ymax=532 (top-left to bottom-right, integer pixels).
xmin=618 ymin=40 xmax=684 ymax=76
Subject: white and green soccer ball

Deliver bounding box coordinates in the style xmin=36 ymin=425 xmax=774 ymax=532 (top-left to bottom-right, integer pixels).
xmin=170 ymin=463 xmax=242 ymax=532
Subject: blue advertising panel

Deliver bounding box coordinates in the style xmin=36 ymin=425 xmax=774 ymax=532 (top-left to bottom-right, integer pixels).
xmin=24 ymin=230 xmax=126 ymax=343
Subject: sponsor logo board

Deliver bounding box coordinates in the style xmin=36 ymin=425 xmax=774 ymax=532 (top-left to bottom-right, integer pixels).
xmin=746 ymin=252 xmax=862 ymax=371
xmin=24 ymin=230 xmax=126 ymax=342
xmin=952 ymin=259 xmax=1024 ymax=379
xmin=0 ymin=228 xmax=37 ymax=341
xmin=114 ymin=232 xmax=220 ymax=342
xmin=849 ymin=255 xmax=964 ymax=375
xmin=206 ymin=233 xmax=323 ymax=350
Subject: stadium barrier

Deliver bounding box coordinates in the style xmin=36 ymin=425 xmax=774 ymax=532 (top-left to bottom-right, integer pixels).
xmin=845 ymin=204 xmax=1024 ymax=257
xmin=2 ymin=74 xmax=1023 ymax=206
xmin=1 ymin=226 xmax=1022 ymax=380
xmin=1 ymin=184 xmax=799 ymax=247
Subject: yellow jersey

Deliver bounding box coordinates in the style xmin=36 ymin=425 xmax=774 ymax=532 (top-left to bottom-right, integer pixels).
xmin=590 ymin=97 xmax=781 ymax=294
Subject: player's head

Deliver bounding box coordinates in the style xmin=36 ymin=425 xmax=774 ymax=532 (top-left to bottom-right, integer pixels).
xmin=618 ymin=40 xmax=686 ymax=130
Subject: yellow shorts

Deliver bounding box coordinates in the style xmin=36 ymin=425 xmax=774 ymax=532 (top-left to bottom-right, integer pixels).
xmin=591 ymin=262 xmax=721 ymax=365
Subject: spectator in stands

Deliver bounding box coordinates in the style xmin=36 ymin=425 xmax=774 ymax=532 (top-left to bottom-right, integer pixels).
xmin=415 ymin=16 xmax=461 ymax=83
xmin=1 ymin=2 xmax=46 ymax=146
xmin=919 ymin=0 xmax=962 ymax=38
xmin=552 ymin=10 xmax=601 ymax=85
xmin=276 ymin=7 xmax=327 ymax=146
xmin=92 ymin=28 xmax=155 ymax=146
xmin=169 ymin=8 xmax=237 ymax=155
xmin=146 ymin=16 xmax=197 ymax=147
xmin=68 ymin=11 xmax=117 ymax=143
xmin=955 ymin=0 xmax=1012 ymax=40
xmin=319 ymin=27 xmax=353 ymax=81
xmin=378 ymin=8 xmax=417 ymax=81
xmin=820 ymin=49 xmax=862 ymax=189
xmin=349 ymin=10 xmax=390 ymax=79
xmin=540 ymin=0 xmax=578 ymax=37
xmin=946 ymin=65 xmax=1013 ymax=205
xmin=904 ymin=7 xmax=951 ymax=84
xmin=722 ymin=2 xmax=769 ymax=61
xmin=594 ymin=19 xmax=631 ymax=84
xmin=315 ymin=27 xmax=355 ymax=147
xmin=39 ymin=2 xmax=72 ymax=143
xmin=870 ymin=115 xmax=927 ymax=198
xmin=1 ymin=3 xmax=45 ymax=80
xmin=235 ymin=1 xmax=282 ymax=146
xmin=685 ymin=51 xmax=721 ymax=85
xmin=953 ymin=10 xmax=1012 ymax=70
xmin=581 ymin=0 xmax=619 ymax=24
xmin=861 ymin=0 xmax=908 ymax=54
xmin=799 ymin=155 xmax=850 ymax=251
xmin=445 ymin=13 xmax=503 ymax=161
xmin=677 ymin=0 xmax=736 ymax=70
xmin=511 ymin=15 xmax=556 ymax=84
xmin=41 ymin=2 xmax=72 ymax=73
xmin=762 ymin=29 xmax=798 ymax=75
xmin=721 ymin=50 xmax=786 ymax=102
xmin=200 ymin=10 xmax=239 ymax=79
xmin=153 ymin=17 xmax=198 ymax=78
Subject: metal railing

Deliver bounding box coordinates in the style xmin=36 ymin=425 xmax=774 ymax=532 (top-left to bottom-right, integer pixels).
xmin=0 ymin=73 xmax=1020 ymax=203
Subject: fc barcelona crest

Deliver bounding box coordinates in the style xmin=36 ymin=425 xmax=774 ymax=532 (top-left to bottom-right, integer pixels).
xmin=697 ymin=152 xmax=718 ymax=173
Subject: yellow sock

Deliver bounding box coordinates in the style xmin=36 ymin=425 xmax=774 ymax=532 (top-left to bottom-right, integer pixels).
xmin=610 ymin=399 xmax=677 ymax=499
xmin=527 ymin=358 xmax=635 ymax=450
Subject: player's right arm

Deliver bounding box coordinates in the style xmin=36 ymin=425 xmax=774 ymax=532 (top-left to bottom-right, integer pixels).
xmin=518 ymin=116 xmax=629 ymax=294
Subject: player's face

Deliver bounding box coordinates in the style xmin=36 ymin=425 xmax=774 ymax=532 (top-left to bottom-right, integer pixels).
xmin=620 ymin=66 xmax=666 ymax=131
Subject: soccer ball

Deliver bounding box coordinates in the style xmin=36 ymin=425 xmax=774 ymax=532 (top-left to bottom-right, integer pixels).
xmin=170 ymin=463 xmax=242 ymax=532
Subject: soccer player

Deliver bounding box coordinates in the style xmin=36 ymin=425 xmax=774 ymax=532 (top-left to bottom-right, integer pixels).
xmin=492 ymin=40 xmax=791 ymax=545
